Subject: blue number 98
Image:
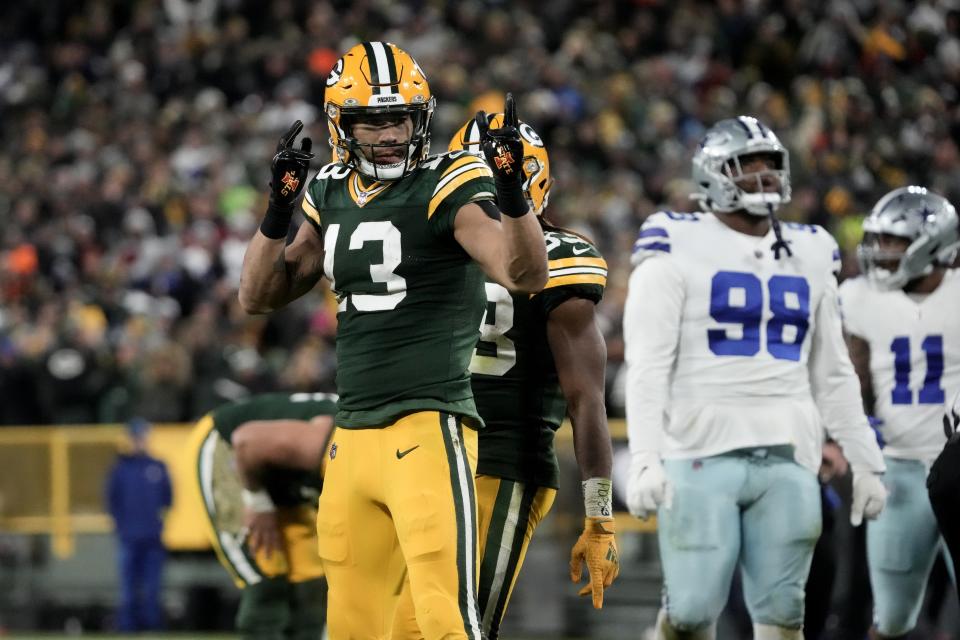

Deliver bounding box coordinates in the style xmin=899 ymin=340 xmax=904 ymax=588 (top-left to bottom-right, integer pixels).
xmin=709 ymin=271 xmax=810 ymax=361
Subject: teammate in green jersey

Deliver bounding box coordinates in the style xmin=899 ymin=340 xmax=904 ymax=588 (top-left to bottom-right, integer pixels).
xmin=454 ymin=111 xmax=619 ymax=634
xmin=238 ymin=41 xmax=547 ymax=640
xmin=185 ymin=392 xmax=337 ymax=640
xmin=392 ymin=114 xmax=620 ymax=639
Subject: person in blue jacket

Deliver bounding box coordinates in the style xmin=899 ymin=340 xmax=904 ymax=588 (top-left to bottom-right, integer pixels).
xmin=106 ymin=417 xmax=172 ymax=632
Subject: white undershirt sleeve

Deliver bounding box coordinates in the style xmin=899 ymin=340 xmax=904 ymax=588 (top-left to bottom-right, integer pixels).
xmin=624 ymin=257 xmax=685 ymax=456
xmin=810 ymin=276 xmax=886 ymax=473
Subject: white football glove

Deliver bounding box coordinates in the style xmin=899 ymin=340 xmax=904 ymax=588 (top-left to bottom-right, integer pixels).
xmin=850 ymin=471 xmax=887 ymax=526
xmin=626 ymin=452 xmax=671 ymax=520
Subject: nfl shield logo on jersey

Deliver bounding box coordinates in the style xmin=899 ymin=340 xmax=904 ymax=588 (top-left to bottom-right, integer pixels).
xmin=329 ymin=442 xmax=338 ymax=460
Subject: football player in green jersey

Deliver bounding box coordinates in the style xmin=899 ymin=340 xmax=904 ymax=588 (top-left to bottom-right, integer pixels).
xmin=238 ymin=41 xmax=547 ymax=640
xmin=184 ymin=392 xmax=337 ymax=640
xmin=392 ymin=114 xmax=620 ymax=640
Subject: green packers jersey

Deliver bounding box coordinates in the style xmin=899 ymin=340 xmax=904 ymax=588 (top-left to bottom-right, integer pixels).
xmin=470 ymin=226 xmax=607 ymax=488
xmin=301 ymin=152 xmax=496 ymax=428
xmin=211 ymin=392 xmax=338 ymax=507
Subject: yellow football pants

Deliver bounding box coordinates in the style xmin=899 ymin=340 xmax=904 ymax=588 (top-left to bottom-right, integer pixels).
xmin=316 ymin=411 xmax=482 ymax=640
xmin=392 ymin=474 xmax=556 ymax=639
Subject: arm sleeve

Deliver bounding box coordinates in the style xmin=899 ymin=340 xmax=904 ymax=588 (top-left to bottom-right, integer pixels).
xmin=428 ymin=156 xmax=496 ymax=237
xmin=624 ymin=257 xmax=685 ymax=455
xmin=300 ymin=169 xmax=326 ymax=231
xmin=837 ymin=278 xmax=865 ymax=338
xmin=536 ymin=283 xmax=603 ymax=316
xmin=809 ymin=276 xmax=886 ymax=473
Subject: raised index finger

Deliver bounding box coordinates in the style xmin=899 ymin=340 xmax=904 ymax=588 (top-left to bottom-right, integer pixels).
xmin=280 ymin=120 xmax=304 ymax=149
xmin=503 ymin=93 xmax=517 ymax=128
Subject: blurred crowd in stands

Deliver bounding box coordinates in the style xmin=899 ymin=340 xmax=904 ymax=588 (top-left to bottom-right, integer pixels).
xmin=2 ymin=0 xmax=960 ymax=425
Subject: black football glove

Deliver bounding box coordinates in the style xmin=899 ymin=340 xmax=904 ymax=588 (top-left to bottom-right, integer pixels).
xmin=476 ymin=93 xmax=524 ymax=185
xmin=270 ymin=120 xmax=314 ymax=209
xmin=475 ymin=94 xmax=529 ymax=217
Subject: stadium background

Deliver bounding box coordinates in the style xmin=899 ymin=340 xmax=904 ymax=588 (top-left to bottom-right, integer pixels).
xmin=1 ymin=0 xmax=960 ymax=637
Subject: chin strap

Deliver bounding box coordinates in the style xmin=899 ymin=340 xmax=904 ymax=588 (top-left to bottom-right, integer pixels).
xmin=768 ymin=204 xmax=793 ymax=259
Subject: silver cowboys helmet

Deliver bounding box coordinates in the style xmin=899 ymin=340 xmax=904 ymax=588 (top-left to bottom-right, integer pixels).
xmin=692 ymin=116 xmax=791 ymax=216
xmin=857 ymin=186 xmax=960 ymax=290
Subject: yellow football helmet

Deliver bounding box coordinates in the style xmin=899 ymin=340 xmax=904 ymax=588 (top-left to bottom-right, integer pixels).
xmin=324 ymin=41 xmax=436 ymax=181
xmin=449 ymin=114 xmax=553 ymax=215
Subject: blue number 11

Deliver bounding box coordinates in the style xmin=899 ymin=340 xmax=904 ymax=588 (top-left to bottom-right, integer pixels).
xmin=890 ymin=335 xmax=945 ymax=405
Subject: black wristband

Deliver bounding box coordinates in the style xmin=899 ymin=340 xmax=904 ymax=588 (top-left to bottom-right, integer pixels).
xmin=495 ymin=178 xmax=530 ymax=218
xmin=259 ymin=199 xmax=294 ymax=239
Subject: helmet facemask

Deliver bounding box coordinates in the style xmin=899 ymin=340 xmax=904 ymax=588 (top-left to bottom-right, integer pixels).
xmin=857 ymin=186 xmax=960 ymax=290
xmin=691 ymin=117 xmax=792 ymax=217
xmin=856 ymin=232 xmax=917 ymax=290
xmin=328 ymin=102 xmax=434 ymax=182
xmin=720 ymin=151 xmax=790 ymax=216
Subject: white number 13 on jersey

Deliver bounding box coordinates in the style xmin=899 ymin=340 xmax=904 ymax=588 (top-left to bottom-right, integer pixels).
xmin=323 ymin=222 xmax=406 ymax=312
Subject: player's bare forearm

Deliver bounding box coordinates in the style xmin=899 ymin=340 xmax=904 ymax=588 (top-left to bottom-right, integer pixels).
xmin=233 ymin=418 xmax=332 ymax=475
xmin=571 ymin=400 xmax=614 ymax=479
xmin=500 ymin=212 xmax=548 ymax=292
xmin=469 ymin=92 xmax=547 ymax=292
xmin=549 ymin=297 xmax=613 ymax=479
xmin=238 ymin=224 xmax=324 ymax=314
xmin=233 ymin=430 xmax=267 ymax=491
xmin=454 ymin=202 xmax=547 ymax=292
xmin=845 ymin=332 xmax=875 ymax=414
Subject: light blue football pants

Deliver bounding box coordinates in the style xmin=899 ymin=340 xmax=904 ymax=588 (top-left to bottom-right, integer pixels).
xmin=658 ymin=447 xmax=822 ymax=631
xmin=868 ymin=456 xmax=955 ymax=637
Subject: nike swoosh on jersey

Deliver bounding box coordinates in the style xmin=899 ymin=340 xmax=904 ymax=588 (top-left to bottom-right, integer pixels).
xmin=572 ymin=246 xmax=591 ymax=255
xmin=396 ymin=445 xmax=420 ymax=459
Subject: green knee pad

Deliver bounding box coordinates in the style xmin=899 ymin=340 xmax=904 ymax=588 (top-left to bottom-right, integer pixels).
xmin=289 ymin=578 xmax=327 ymax=640
xmin=236 ymin=577 xmax=291 ymax=640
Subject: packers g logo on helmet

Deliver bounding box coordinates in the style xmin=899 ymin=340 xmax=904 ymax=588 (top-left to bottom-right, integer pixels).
xmin=449 ymin=114 xmax=554 ymax=215
xmin=324 ymin=41 xmax=436 ymax=181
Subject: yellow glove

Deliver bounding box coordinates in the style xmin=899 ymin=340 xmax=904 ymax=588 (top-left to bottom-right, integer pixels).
xmin=569 ymin=516 xmax=619 ymax=608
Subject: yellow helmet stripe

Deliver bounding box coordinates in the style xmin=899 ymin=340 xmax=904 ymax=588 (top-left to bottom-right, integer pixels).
xmin=543 ymin=274 xmax=607 ymax=289
xmin=428 ymin=167 xmax=494 ymax=218
xmin=364 ymin=41 xmax=397 ymax=94
xmin=548 ymin=257 xmax=607 ymax=270
xmin=381 ymin=42 xmax=399 ymax=89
